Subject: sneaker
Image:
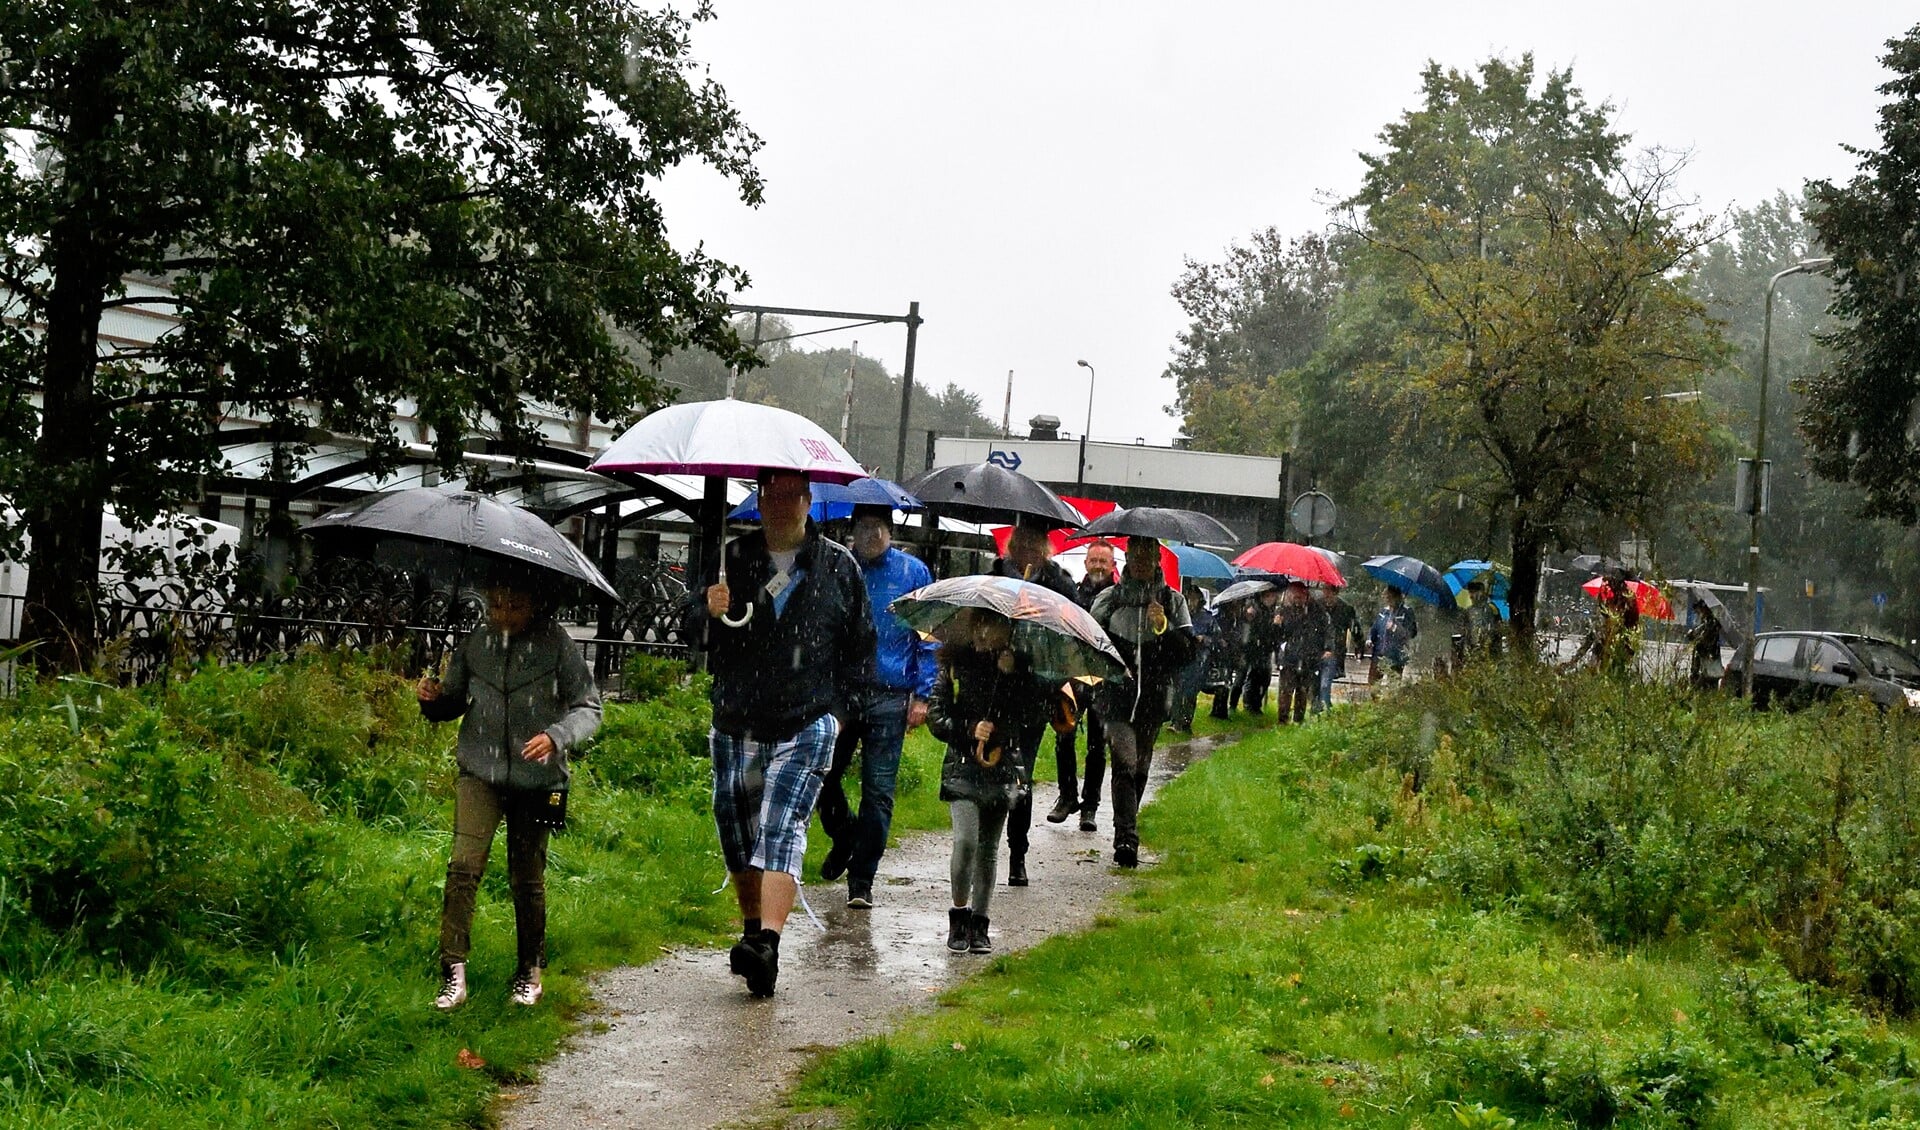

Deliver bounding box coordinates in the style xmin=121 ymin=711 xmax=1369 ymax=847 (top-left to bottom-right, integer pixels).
xmin=1045 ymin=794 xmax=1077 ymax=823
xmin=821 ymin=839 xmax=853 ymax=882
xmin=847 ymin=878 xmax=874 ymax=909
xmin=434 ymin=961 xmax=468 ymax=1011
xmin=1114 ymin=845 xmax=1139 ymax=869
xmin=728 ymin=930 xmax=779 ymax=997
xmin=947 ymin=907 xmax=971 ymax=952
xmin=1079 ymin=808 xmax=1099 ymax=833
xmin=1007 ymin=853 xmax=1028 ymax=887
xmin=508 ymin=967 xmax=543 ymax=1007
xmin=967 ymin=913 xmax=993 ymax=954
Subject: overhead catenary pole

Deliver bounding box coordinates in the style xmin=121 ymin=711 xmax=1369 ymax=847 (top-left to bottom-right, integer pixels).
xmin=1002 ymin=370 xmax=1013 ymax=438
xmin=893 ymin=301 xmax=921 ymax=480
xmin=839 ymin=341 xmax=859 ymax=446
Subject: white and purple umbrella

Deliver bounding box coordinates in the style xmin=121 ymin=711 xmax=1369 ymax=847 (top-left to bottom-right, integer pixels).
xmin=590 ymin=399 xmax=868 ymax=484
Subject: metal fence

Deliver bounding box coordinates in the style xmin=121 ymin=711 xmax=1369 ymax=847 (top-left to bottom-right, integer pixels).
xmin=0 ymin=557 xmax=689 ymax=688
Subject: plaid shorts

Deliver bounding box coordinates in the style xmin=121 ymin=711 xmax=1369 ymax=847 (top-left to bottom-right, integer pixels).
xmin=710 ymin=713 xmax=839 ymax=877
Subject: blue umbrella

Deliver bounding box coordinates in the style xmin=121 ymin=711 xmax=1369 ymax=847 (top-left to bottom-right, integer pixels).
xmin=730 ymin=476 xmax=923 ymax=522
xmin=1361 ymin=554 xmax=1451 ymax=608
xmin=1444 ymin=559 xmax=1511 ymax=620
xmin=1168 ymin=543 xmax=1235 ymax=580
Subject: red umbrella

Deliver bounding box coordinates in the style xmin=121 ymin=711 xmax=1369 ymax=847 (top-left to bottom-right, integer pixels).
xmin=1581 ymin=576 xmax=1674 ymax=621
xmin=1232 ymin=541 xmax=1345 ymax=587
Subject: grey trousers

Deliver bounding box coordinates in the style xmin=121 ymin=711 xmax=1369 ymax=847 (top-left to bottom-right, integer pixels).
xmin=1105 ymin=719 xmax=1162 ymax=854
xmin=950 ymin=799 xmax=1010 ymax=916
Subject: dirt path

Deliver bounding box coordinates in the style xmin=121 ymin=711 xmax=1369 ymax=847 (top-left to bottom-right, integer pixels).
xmin=498 ymin=733 xmax=1229 ymax=1130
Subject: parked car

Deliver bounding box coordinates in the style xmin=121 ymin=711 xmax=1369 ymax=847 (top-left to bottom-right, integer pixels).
xmin=1726 ymin=631 xmax=1920 ymax=711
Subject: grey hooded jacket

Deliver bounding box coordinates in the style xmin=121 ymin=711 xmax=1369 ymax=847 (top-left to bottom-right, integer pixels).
xmin=420 ymin=618 xmax=602 ymax=792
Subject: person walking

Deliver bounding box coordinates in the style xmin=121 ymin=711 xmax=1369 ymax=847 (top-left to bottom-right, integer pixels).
xmin=1687 ymin=596 xmax=1726 ymax=691
xmin=987 ymin=521 xmax=1078 ymax=885
xmin=929 ymin=610 xmax=1055 ymax=955
xmin=1170 ymin=581 xmax=1215 ymax=731
xmin=1274 ymin=581 xmax=1328 ymax=724
xmin=1368 ymin=587 xmax=1420 ymax=680
xmin=816 ymin=505 xmax=937 ymax=908
xmin=693 ymin=470 xmax=876 ymax=997
xmin=1315 ymin=584 xmax=1359 ymax=713
xmin=1237 ymin=590 xmax=1281 ymax=714
xmin=1090 ymin=537 xmax=1196 ymax=869
xmin=1209 ymin=597 xmax=1250 ymax=719
xmin=419 ymin=574 xmax=603 ymax=1011
xmin=1047 ymin=539 xmax=1114 ymax=832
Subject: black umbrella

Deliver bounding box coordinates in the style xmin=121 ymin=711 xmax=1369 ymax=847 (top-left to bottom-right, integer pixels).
xmin=1569 ymin=554 xmax=1627 ymax=577
xmin=306 ymin=488 xmax=618 ymax=599
xmin=1074 ymin=506 xmax=1238 ymax=548
xmin=900 ymin=462 xmax=1085 ymax=528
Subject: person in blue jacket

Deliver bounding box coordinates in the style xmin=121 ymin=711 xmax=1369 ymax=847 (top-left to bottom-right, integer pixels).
xmin=817 ymin=504 xmax=938 ymax=908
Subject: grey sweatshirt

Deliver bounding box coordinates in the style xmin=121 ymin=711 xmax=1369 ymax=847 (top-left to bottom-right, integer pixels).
xmin=421 ymin=618 xmax=602 ymax=791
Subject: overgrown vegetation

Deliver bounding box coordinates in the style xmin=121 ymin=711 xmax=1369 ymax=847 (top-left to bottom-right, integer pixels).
xmin=794 ymin=680 xmax=1920 ymax=1128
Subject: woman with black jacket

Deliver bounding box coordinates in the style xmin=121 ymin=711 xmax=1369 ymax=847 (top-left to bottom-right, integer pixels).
xmin=928 ymin=610 xmax=1055 ymax=955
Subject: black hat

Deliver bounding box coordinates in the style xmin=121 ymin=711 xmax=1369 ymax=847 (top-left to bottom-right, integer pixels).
xmin=850 ymin=503 xmax=895 ymax=524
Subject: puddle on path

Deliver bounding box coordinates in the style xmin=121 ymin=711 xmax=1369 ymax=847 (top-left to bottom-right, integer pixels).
xmin=499 ymin=733 xmax=1229 ymax=1130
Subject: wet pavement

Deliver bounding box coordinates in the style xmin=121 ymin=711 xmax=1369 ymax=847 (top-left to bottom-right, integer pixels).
xmin=498 ymin=733 xmax=1228 ymax=1130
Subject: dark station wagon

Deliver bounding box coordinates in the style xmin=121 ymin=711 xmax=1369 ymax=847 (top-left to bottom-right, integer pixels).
xmin=1726 ymin=631 xmax=1920 ymax=712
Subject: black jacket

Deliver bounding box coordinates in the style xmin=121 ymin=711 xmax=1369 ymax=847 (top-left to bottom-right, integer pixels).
xmin=989 ymin=556 xmax=1079 ymax=602
xmin=691 ymin=525 xmax=876 ymax=741
xmin=928 ymin=647 xmax=1052 ymax=805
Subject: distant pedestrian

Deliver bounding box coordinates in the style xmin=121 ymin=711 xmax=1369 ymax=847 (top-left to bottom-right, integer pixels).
xmin=694 ymin=470 xmax=876 ymax=997
xmin=1237 ymin=590 xmax=1281 ymax=714
xmin=1687 ymin=597 xmax=1726 ymax=691
xmin=816 ymin=505 xmax=936 ymax=909
xmin=1274 ymin=581 xmax=1328 ymax=724
xmin=1170 ymin=581 xmax=1215 ymax=730
xmin=1315 ymin=585 xmax=1359 ymax=712
xmin=986 ymin=521 xmax=1078 ymax=886
xmin=930 ymin=610 xmax=1054 ymax=955
xmin=1368 ymin=588 xmax=1419 ymax=680
xmin=419 ymin=573 xmax=603 ymax=1011
xmin=1090 ymin=536 xmax=1196 ymax=868
xmin=1047 ymin=539 xmax=1114 ymax=833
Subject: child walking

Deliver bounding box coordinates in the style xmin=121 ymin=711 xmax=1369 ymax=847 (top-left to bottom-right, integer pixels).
xmin=928 ymin=610 xmax=1054 ymax=954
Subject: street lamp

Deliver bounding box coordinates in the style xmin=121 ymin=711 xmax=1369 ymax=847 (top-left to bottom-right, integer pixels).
xmin=1075 ymin=359 xmax=1096 ymax=488
xmin=1740 ymin=256 xmax=1833 ymax=697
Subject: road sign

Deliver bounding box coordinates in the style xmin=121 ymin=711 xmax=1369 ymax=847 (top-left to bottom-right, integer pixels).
xmin=987 ymin=449 xmax=1022 ymax=471
xmin=1290 ymin=491 xmax=1336 ymax=538
xmin=1874 ymin=592 xmax=1889 ymax=608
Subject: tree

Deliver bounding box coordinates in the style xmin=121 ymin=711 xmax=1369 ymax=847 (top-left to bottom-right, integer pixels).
xmin=1164 ymin=229 xmax=1340 ymax=455
xmin=0 ymin=0 xmax=762 ymax=668
xmin=1335 ymin=57 xmax=1725 ymax=647
xmin=1804 ymin=22 xmax=1920 ymax=523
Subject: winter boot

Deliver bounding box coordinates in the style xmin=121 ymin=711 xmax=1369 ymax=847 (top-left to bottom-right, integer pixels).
xmin=967 ymin=912 xmax=993 ymax=954
xmin=947 ymin=907 xmax=971 ymax=952
xmin=434 ymin=961 xmax=468 ymax=1011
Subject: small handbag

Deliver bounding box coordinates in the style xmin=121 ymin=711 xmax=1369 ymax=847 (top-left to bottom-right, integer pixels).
xmin=513 ymin=787 xmax=569 ymax=831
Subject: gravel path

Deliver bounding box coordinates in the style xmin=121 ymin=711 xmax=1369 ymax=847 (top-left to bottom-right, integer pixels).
xmin=497 ymin=732 xmax=1227 ymax=1129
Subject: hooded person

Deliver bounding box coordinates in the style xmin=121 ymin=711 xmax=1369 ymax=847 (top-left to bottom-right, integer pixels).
xmin=418 ymin=568 xmax=603 ymax=1011
xmin=1088 ymin=536 xmax=1197 ymax=868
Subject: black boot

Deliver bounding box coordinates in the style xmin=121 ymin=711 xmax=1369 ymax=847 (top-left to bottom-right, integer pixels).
xmin=1046 ymin=793 xmax=1077 ymax=823
xmin=968 ymin=912 xmax=993 ymax=954
xmin=1007 ymin=853 xmax=1028 ymax=887
xmin=947 ymin=907 xmax=971 ymax=952
xmin=728 ymin=928 xmax=780 ymax=997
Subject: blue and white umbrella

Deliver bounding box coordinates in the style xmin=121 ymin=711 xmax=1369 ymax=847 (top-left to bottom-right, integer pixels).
xmin=1360 ymin=554 xmax=1451 ymax=608
xmin=1444 ymin=559 xmax=1511 ymax=620
xmin=729 ymin=476 xmax=924 ymax=522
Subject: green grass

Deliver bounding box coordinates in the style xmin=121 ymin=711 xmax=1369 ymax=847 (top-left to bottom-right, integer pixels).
xmin=789 ymin=700 xmax=1920 ymax=1128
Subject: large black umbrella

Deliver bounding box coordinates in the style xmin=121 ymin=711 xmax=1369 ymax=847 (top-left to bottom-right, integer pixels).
xmin=1074 ymin=506 xmax=1238 ymax=548
xmin=306 ymin=488 xmax=618 ymax=599
xmin=901 ymin=462 xmax=1085 ymax=528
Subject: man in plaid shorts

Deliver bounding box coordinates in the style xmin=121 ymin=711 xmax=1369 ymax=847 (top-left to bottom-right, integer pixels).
xmin=695 ymin=469 xmax=876 ymax=997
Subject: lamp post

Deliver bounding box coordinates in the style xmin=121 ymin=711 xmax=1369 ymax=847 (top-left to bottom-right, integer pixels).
xmin=1075 ymin=359 xmax=1096 ymax=488
xmin=1740 ymin=256 xmax=1832 ymax=697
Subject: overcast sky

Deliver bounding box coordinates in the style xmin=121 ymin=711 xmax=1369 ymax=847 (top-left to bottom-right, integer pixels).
xmin=653 ymin=3 xmax=1905 ymax=447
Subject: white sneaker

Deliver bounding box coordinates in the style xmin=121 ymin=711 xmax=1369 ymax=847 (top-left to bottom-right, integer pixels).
xmin=435 ymin=962 xmax=468 ymax=1011
xmin=509 ymin=967 xmax=543 ymax=1007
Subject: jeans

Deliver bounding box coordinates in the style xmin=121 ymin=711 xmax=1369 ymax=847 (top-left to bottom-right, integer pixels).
xmin=1239 ymin=663 xmax=1273 ymax=713
xmin=1173 ymin=654 xmax=1207 ymax=729
xmin=950 ymin=799 xmax=1010 ymax=915
xmin=816 ymin=691 xmax=910 ymax=882
xmin=1006 ymin=722 xmax=1045 ymax=858
xmin=1053 ymin=709 xmax=1106 ymax=810
xmin=441 ymin=774 xmax=550 ymax=972
xmin=1315 ymin=655 xmax=1340 ymax=713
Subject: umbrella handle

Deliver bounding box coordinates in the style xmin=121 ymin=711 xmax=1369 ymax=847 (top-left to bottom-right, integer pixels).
xmin=716 ymin=537 xmax=754 ymax=628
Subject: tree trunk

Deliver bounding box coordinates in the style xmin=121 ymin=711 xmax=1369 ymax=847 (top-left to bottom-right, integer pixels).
xmin=21 ymin=59 xmax=116 ymax=672
xmin=1507 ymin=509 xmax=1547 ymax=660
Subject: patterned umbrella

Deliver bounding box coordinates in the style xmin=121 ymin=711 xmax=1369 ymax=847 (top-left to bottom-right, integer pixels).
xmin=1361 ymin=554 xmax=1451 ymax=608
xmin=1445 ymin=559 xmax=1511 ymax=620
xmin=890 ymin=575 xmax=1125 ymax=683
